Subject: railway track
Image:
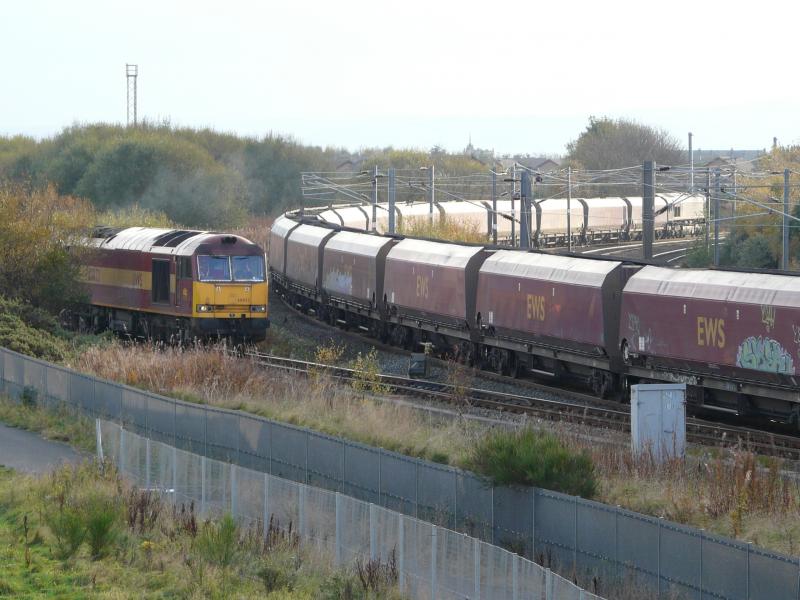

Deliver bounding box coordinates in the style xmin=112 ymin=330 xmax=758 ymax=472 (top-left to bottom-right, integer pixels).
xmin=246 ymin=350 xmax=800 ymax=462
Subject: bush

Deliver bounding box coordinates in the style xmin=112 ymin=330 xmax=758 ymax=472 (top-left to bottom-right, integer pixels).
xmin=0 ymin=185 xmax=91 ymax=312
xmin=464 ymin=428 xmax=597 ymax=498
xmin=0 ymin=309 xmax=69 ymax=362
xmin=351 ymin=349 xmax=389 ymax=395
xmin=83 ymin=492 xmax=122 ymax=559
xmin=194 ymin=514 xmax=240 ymax=572
xmin=44 ymin=501 xmax=87 ymax=560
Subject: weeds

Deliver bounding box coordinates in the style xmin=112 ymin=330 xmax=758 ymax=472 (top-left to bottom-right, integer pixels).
xmin=0 ymin=462 xmax=403 ymax=597
xmin=399 ymin=214 xmax=487 ymax=243
xmin=355 ymin=549 xmax=398 ymax=593
xmin=351 ymin=348 xmax=390 ymax=395
xmin=126 ymin=488 xmax=162 ymax=534
xmin=193 ymin=514 xmax=240 ymax=589
xmin=71 ymin=341 xmax=800 ymax=554
xmin=445 ymin=356 xmax=473 ymax=407
xmin=465 ymin=428 xmax=598 ymax=498
xmin=0 ymin=395 xmax=94 ymax=453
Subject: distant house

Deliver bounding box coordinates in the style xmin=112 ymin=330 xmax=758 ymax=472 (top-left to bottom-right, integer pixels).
xmin=702 ymin=156 xmax=757 ymax=173
xmin=336 ymin=157 xmax=365 ymax=173
xmin=493 ymin=156 xmax=561 ymax=173
xmin=533 ymin=158 xmax=560 ymax=173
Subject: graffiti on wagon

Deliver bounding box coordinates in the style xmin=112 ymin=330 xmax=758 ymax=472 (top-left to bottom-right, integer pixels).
xmin=736 ymin=336 xmax=795 ymax=375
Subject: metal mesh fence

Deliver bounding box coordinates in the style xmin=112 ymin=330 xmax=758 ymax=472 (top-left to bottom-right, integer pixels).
xmin=99 ymin=420 xmax=601 ymax=600
xmin=3 ymin=346 xmax=800 ymax=599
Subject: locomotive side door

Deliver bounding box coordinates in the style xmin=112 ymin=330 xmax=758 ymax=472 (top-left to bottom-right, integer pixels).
xmin=176 ymin=256 xmax=192 ymax=311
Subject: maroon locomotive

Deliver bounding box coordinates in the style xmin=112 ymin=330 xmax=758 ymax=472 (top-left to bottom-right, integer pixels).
xmin=76 ymin=226 xmax=269 ymax=342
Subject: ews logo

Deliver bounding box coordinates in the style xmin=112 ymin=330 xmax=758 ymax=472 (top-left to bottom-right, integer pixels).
xmin=526 ymin=294 xmax=546 ymax=321
xmin=416 ymin=275 xmax=429 ymax=299
xmin=696 ymin=317 xmax=725 ymax=348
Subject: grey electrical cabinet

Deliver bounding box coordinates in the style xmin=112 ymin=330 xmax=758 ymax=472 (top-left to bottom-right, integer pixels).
xmin=630 ymin=383 xmax=686 ymax=461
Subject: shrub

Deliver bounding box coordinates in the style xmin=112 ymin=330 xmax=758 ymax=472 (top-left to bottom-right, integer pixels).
xmin=464 ymin=428 xmax=598 ymax=498
xmin=351 ymin=349 xmax=389 ymax=395
xmin=45 ymin=502 xmax=86 ymax=559
xmin=194 ymin=514 xmax=240 ymax=573
xmin=83 ymin=492 xmax=122 ymax=559
xmin=0 ymin=309 xmax=69 ymax=362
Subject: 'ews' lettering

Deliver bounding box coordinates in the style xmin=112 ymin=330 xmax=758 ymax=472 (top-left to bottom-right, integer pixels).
xmin=526 ymin=294 xmax=546 ymax=321
xmin=415 ymin=275 xmax=429 ymax=299
xmin=696 ymin=317 xmax=726 ymax=348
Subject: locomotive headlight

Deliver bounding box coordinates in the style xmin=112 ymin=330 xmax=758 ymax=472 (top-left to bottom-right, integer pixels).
xmin=250 ymin=305 xmax=267 ymax=313
xmin=196 ymin=304 xmax=213 ymax=313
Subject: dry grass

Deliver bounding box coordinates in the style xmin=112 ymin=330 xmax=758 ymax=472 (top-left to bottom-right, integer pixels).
xmin=399 ymin=214 xmax=487 ymax=243
xmin=74 ymin=343 xmax=482 ymax=463
xmin=72 ymin=343 xmax=800 ymax=555
xmin=232 ymin=216 xmax=272 ymax=253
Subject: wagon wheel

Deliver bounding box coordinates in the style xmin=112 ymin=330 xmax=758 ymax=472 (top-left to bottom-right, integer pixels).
xmin=621 ymin=340 xmax=631 ymax=364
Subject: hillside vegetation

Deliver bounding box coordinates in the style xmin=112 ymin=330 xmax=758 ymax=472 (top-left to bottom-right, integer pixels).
xmin=0 ymin=123 xmax=489 ymax=228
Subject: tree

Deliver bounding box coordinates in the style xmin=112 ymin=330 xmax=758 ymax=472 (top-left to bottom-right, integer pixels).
xmin=734 ymin=235 xmax=776 ymax=269
xmin=566 ymin=117 xmax=684 ymax=170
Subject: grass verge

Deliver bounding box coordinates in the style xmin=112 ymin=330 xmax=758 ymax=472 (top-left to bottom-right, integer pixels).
xmin=72 ymin=343 xmax=800 ymax=556
xmin=0 ymin=461 xmax=403 ymax=599
xmin=0 ymin=394 xmax=95 ymax=453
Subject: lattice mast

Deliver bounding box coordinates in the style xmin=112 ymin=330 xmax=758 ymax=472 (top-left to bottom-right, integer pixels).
xmin=126 ymin=64 xmax=138 ymax=126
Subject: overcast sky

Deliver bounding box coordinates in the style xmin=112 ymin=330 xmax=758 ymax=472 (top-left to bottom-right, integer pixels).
xmin=2 ymin=0 xmax=798 ymax=155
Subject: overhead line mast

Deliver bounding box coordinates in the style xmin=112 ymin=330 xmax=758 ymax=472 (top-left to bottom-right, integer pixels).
xmin=126 ymin=64 xmax=138 ymax=126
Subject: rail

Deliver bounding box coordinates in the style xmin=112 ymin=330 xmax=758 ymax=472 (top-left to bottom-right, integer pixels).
xmin=246 ymin=351 xmax=800 ymax=462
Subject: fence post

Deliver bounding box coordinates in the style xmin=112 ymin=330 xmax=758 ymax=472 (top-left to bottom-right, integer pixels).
xmin=531 ymin=487 xmax=536 ymax=559
xmin=615 ymin=506 xmax=620 ymax=582
xmin=304 ymin=431 xmax=309 ymax=485
xmin=299 ymin=484 xmax=306 ymax=540
xmin=431 ymin=526 xmax=438 ymax=600
xmin=171 ymin=446 xmax=177 ymax=506
xmin=145 ymin=438 xmax=151 ymax=491
xmin=512 ymin=552 xmax=519 ymax=600
xmin=545 ymin=567 xmax=553 ymax=600
xmin=95 ymin=419 xmax=104 ymax=463
xmin=491 ymin=486 xmax=495 ymax=545
xmin=230 ymin=464 xmax=237 ymax=518
xmin=369 ymin=503 xmax=377 ymax=561
xmin=335 ymin=492 xmax=343 ymax=566
xmin=200 ymin=455 xmax=206 ymax=517
xmin=340 ymin=438 xmax=346 ymax=493
xmin=473 ymin=537 xmax=481 ymax=600
xmin=453 ymin=472 xmax=457 ymax=530
xmin=119 ymin=426 xmax=126 ymax=473
xmin=398 ymin=514 xmax=405 ymax=592
xmin=746 ymin=541 xmax=751 ymax=600
xmin=574 ymin=495 xmax=579 ymax=573
xmin=263 ymin=473 xmax=270 ymax=539
xmin=377 ymin=451 xmax=382 ymax=506
xmin=699 ymin=528 xmax=704 ymax=600
xmin=658 ymin=517 xmax=663 ymax=598
xmin=413 ymin=459 xmax=421 ymax=519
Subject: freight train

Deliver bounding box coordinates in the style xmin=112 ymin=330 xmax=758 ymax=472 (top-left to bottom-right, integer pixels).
xmin=269 ymin=214 xmax=800 ymax=427
xmin=66 ymin=227 xmax=270 ymax=342
xmin=317 ymin=193 xmax=707 ymax=246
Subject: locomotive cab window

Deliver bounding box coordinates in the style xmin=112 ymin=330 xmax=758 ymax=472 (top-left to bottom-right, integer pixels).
xmin=232 ymin=256 xmax=265 ymax=282
xmin=198 ymin=255 xmax=232 ymax=281
xmin=151 ymin=259 xmax=170 ymax=304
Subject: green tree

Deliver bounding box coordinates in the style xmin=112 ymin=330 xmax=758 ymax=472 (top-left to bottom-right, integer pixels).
xmin=567 ymin=116 xmax=684 ymax=170
xmin=734 ymin=234 xmax=776 ymax=269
